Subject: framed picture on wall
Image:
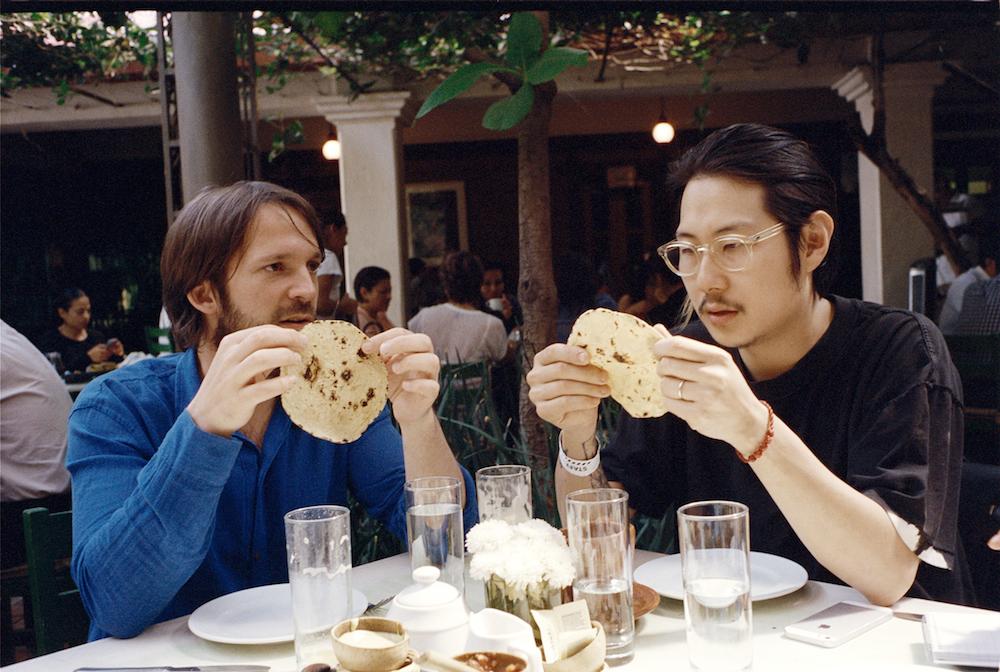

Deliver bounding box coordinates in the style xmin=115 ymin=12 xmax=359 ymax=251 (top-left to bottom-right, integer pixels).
xmin=404 ymin=181 xmax=468 ymax=265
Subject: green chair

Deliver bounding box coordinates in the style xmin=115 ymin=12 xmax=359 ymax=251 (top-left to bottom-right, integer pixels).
xmin=22 ymin=508 xmax=88 ymax=655
xmin=945 ymin=334 xmax=1000 ymax=465
xmin=144 ymin=326 xmax=174 ymax=354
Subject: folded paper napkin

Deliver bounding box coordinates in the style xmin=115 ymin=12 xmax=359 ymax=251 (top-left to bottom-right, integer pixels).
xmin=922 ymin=612 xmax=1000 ymax=668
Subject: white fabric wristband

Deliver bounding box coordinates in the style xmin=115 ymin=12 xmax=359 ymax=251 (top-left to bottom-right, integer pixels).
xmin=558 ymin=432 xmax=604 ymax=477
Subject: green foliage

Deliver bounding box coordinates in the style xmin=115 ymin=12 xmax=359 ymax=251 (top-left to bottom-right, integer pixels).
xmin=525 ymin=47 xmax=589 ymax=85
xmin=0 ymin=12 xmax=157 ymax=100
xmin=416 ymin=62 xmax=514 ymax=120
xmin=419 ymin=12 xmax=590 ymax=132
xmin=267 ymin=118 xmax=304 ymax=162
xmin=504 ymin=12 xmax=543 ymax=70
xmin=482 ymin=82 xmax=535 ymax=131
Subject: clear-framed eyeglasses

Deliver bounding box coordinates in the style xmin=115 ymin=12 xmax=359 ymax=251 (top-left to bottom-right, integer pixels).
xmin=657 ymin=222 xmax=787 ymax=276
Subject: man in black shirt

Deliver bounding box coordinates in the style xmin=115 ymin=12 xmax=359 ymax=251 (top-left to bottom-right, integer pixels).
xmin=527 ymin=124 xmax=967 ymax=605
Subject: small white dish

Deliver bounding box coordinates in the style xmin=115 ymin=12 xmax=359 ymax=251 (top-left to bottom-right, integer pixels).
xmin=188 ymin=583 xmax=366 ymax=644
xmin=633 ymin=551 xmax=808 ymax=602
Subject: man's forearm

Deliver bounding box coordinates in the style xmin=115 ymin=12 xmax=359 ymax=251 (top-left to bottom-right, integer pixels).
xmin=70 ymin=411 xmax=238 ymax=637
xmin=751 ymin=419 xmax=920 ymax=606
xmin=399 ymin=410 xmax=465 ymax=504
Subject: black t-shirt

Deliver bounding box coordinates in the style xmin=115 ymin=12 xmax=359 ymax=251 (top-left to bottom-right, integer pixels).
xmin=602 ymin=295 xmax=970 ymax=603
xmin=36 ymin=328 xmax=108 ymax=373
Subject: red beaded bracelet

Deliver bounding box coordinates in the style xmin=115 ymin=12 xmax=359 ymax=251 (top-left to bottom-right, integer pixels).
xmin=737 ymin=400 xmax=774 ymax=464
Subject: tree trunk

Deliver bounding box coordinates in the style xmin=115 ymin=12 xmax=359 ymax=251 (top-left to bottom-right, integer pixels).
xmin=517 ymin=80 xmax=558 ymax=517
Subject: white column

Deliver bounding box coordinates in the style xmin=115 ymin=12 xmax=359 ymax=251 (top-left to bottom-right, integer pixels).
xmin=315 ymin=91 xmax=412 ymax=326
xmin=834 ymin=63 xmax=947 ymax=308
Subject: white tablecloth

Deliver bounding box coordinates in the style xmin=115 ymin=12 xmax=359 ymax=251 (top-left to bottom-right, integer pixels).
xmin=4 ymin=550 xmax=995 ymax=671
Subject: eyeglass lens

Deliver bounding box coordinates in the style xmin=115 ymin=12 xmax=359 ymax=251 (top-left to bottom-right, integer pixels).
xmin=665 ymin=239 xmax=751 ymax=275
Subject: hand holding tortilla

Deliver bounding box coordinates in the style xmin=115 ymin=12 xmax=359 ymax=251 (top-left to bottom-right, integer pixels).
xmin=281 ymin=320 xmax=389 ymax=443
xmin=187 ymin=324 xmax=307 ymax=438
xmin=567 ymin=308 xmax=670 ymax=419
xmin=653 ymin=333 xmax=768 ymax=456
xmin=362 ymin=327 xmax=441 ymax=425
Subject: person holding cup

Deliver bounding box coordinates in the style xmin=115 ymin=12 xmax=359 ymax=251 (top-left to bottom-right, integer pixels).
xmin=527 ymin=123 xmax=968 ymax=607
xmin=66 ymin=181 xmax=477 ymax=642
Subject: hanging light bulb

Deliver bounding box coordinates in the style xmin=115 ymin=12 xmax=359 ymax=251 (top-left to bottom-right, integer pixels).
xmin=651 ymin=98 xmax=675 ymax=144
xmin=322 ymin=125 xmax=341 ymax=161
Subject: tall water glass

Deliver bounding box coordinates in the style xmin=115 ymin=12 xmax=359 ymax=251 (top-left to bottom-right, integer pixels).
xmin=677 ymin=500 xmax=752 ymax=672
xmin=565 ymin=488 xmax=634 ymax=664
xmin=476 ymin=464 xmax=532 ymax=523
xmin=285 ymin=505 xmax=353 ymax=672
xmin=405 ymin=476 xmax=464 ymax=594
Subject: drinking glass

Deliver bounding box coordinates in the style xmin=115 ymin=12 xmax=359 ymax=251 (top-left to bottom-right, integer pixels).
xmin=677 ymin=500 xmax=753 ymax=672
xmin=284 ymin=505 xmax=353 ymax=672
xmin=405 ymin=476 xmax=464 ymax=594
xmin=565 ymin=488 xmax=634 ymax=664
xmin=476 ymin=464 xmax=532 ymax=523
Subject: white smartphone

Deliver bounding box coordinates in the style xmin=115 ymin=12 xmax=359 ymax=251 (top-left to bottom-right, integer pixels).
xmin=784 ymin=600 xmax=893 ymax=648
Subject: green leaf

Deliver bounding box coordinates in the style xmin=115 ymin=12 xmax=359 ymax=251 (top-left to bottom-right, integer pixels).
xmin=482 ymin=82 xmax=534 ymax=131
xmin=416 ymin=61 xmax=509 ymax=119
xmin=505 ymin=13 xmax=542 ymax=70
xmin=525 ymin=47 xmax=589 ymax=85
xmin=312 ymin=12 xmax=347 ymax=39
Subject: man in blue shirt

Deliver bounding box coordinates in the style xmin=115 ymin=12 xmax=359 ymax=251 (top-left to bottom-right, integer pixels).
xmin=68 ymin=181 xmax=476 ymax=639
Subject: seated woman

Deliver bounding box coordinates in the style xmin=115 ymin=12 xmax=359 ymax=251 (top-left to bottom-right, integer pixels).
xmin=36 ymin=288 xmax=124 ymax=373
xmin=409 ymin=251 xmax=510 ymax=365
xmin=354 ymin=266 xmax=396 ymax=336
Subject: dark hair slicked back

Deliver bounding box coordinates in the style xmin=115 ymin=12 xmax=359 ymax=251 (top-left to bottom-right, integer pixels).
xmin=669 ymin=123 xmax=839 ymax=295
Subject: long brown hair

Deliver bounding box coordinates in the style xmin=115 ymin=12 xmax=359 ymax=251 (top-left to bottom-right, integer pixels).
xmin=161 ymin=181 xmax=322 ymax=349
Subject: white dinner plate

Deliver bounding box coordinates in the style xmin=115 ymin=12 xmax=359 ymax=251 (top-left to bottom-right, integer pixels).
xmin=188 ymin=584 xmax=367 ymax=645
xmin=634 ymin=551 xmax=808 ymax=602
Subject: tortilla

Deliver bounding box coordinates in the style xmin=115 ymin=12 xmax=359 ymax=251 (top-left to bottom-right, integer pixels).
xmin=281 ymin=320 xmax=389 ymax=443
xmin=567 ymin=308 xmax=669 ymax=419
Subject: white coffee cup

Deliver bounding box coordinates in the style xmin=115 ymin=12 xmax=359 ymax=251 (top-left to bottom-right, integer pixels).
xmin=466 ymin=608 xmax=544 ymax=672
xmin=487 ymin=298 xmax=504 ymax=312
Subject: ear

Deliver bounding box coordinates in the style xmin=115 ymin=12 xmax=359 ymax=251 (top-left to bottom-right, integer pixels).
xmin=800 ymin=210 xmax=834 ymax=275
xmin=187 ymin=280 xmax=221 ymax=318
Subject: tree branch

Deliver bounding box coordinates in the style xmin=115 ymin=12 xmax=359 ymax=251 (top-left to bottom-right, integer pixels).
xmin=276 ymin=13 xmax=366 ymax=94
xmin=596 ymin=17 xmax=614 ymax=83
xmin=845 ymin=111 xmax=970 ymax=274
xmin=870 ymin=32 xmax=886 ymax=147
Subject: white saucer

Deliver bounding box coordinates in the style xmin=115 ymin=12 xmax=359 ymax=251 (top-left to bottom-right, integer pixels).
xmin=633 ymin=551 xmax=808 ymax=602
xmin=188 ymin=583 xmax=367 ymax=644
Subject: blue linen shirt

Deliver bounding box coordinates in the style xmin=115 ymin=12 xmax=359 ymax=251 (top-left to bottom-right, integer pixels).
xmin=67 ymin=348 xmax=477 ymax=640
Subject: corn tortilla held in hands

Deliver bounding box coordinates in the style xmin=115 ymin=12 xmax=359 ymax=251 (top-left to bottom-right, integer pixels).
xmin=567 ymin=308 xmax=669 ymax=419
xmin=281 ymin=320 xmax=389 ymax=443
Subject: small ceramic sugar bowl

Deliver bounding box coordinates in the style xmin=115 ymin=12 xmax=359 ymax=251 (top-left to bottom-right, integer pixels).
xmin=386 ymin=566 xmax=469 ymax=655
xmin=331 ymin=616 xmax=410 ymax=672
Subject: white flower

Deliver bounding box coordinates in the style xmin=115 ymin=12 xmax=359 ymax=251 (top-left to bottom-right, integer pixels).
xmin=466 ymin=519 xmax=514 ymax=554
xmin=466 ymin=518 xmax=575 ymax=595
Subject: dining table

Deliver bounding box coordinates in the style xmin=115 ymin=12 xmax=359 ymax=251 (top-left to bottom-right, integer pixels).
xmin=3 ymin=549 xmax=995 ymax=672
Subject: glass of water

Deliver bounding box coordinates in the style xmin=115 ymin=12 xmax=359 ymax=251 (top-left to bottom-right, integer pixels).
xmin=405 ymin=476 xmax=464 ymax=595
xmin=565 ymin=488 xmax=634 ymax=664
xmin=284 ymin=505 xmax=352 ymax=672
xmin=476 ymin=464 xmax=532 ymax=523
xmin=677 ymin=500 xmax=752 ymax=672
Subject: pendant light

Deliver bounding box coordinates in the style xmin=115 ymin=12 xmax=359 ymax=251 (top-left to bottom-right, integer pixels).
xmin=322 ymin=124 xmax=341 ymax=161
xmin=651 ymin=98 xmax=675 ymax=144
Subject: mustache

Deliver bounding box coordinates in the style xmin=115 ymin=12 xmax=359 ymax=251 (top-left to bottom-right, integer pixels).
xmin=277 ymin=300 xmax=315 ymax=321
xmin=697 ymin=296 xmax=743 ymax=313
